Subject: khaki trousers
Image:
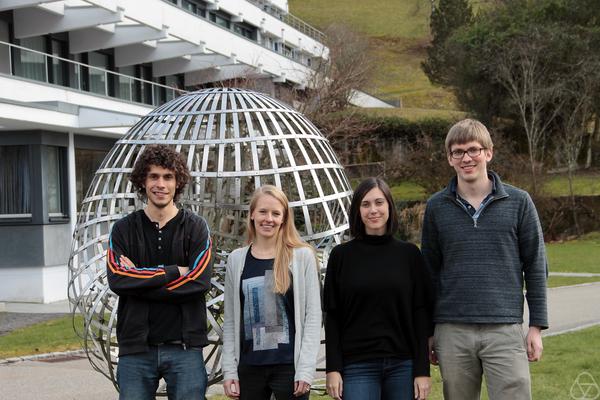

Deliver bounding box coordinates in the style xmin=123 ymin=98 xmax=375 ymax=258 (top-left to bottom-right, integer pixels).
xmin=434 ymin=323 xmax=531 ymax=400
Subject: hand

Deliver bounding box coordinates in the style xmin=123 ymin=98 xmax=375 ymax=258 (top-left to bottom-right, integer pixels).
xmin=526 ymin=326 xmax=543 ymax=361
xmin=414 ymin=376 xmax=431 ymax=400
xmin=428 ymin=336 xmax=438 ymax=365
xmin=326 ymin=371 xmax=343 ymax=400
xmin=119 ymin=255 xmax=136 ymax=269
xmin=293 ymin=380 xmax=311 ymax=397
xmin=177 ymin=266 xmax=190 ymax=276
xmin=223 ymin=379 xmax=240 ymax=398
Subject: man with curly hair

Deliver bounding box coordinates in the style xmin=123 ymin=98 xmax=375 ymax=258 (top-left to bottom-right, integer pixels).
xmin=107 ymin=144 xmax=213 ymax=400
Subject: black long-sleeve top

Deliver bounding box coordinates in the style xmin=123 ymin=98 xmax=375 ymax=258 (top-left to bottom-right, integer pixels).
xmin=106 ymin=209 xmax=213 ymax=355
xmin=323 ymin=234 xmax=433 ymax=377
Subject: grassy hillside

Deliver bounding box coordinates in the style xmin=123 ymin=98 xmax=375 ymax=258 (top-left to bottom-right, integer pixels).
xmin=289 ymin=0 xmax=458 ymax=110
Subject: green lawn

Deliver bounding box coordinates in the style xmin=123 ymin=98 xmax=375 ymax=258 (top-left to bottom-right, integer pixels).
xmin=209 ymin=325 xmax=600 ymax=400
xmin=390 ymin=181 xmax=428 ymax=202
xmin=390 ymin=173 xmax=600 ymax=203
xmin=547 ymin=275 xmax=600 ymax=288
xmin=3 ymin=310 xmax=600 ymax=400
xmin=527 ymin=325 xmax=600 ymax=399
xmin=0 ymin=315 xmax=83 ymax=359
xmin=289 ymin=0 xmax=459 ymax=110
xmin=543 ymin=174 xmax=600 ymax=197
xmin=358 ymin=106 xmax=466 ymax=122
xmin=546 ymin=232 xmax=600 ymax=274
xmin=289 ymin=0 xmax=430 ymax=38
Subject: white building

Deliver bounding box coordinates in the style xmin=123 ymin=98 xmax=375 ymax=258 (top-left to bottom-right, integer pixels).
xmin=0 ymin=0 xmax=327 ymax=303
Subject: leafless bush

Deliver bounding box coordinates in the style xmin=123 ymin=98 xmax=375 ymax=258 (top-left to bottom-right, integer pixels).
xmin=398 ymin=203 xmax=426 ymax=243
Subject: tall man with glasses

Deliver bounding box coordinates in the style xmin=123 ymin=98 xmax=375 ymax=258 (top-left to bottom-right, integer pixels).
xmin=107 ymin=144 xmax=213 ymax=400
xmin=421 ymin=119 xmax=548 ymax=400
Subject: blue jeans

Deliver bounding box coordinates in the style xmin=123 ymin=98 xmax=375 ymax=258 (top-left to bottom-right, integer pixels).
xmin=117 ymin=344 xmax=208 ymax=400
xmin=342 ymin=358 xmax=413 ymax=400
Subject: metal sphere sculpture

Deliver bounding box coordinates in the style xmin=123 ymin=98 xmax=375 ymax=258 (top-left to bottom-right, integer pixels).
xmin=68 ymin=88 xmax=352 ymax=392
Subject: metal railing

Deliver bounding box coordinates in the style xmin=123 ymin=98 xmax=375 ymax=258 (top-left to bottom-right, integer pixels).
xmin=160 ymin=0 xmax=321 ymax=68
xmin=0 ymin=40 xmax=186 ymax=108
xmin=245 ymin=0 xmax=325 ymax=43
xmin=282 ymin=13 xmax=326 ymax=44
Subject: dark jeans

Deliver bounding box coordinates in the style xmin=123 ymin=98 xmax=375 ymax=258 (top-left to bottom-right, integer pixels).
xmin=342 ymin=358 xmax=413 ymax=400
xmin=237 ymin=363 xmax=309 ymax=400
xmin=116 ymin=344 xmax=207 ymax=400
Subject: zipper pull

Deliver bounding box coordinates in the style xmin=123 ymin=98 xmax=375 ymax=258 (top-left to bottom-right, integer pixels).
xmin=473 ymin=218 xmax=478 ymax=228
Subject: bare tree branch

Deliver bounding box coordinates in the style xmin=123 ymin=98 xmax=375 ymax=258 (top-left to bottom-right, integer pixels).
xmin=492 ymin=29 xmax=566 ymax=193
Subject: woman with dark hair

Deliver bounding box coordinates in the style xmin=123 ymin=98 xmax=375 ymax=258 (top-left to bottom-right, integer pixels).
xmin=324 ymin=177 xmax=433 ymax=400
xmin=221 ymin=185 xmax=322 ymax=400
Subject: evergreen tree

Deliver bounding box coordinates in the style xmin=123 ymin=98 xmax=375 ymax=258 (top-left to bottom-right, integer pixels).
xmin=422 ymin=0 xmax=473 ymax=86
xmin=430 ymin=0 xmax=600 ymax=190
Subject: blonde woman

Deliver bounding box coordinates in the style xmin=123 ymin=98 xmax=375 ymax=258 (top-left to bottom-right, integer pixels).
xmin=222 ymin=185 xmax=322 ymax=400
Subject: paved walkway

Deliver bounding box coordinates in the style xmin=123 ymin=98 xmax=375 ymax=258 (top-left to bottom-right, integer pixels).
xmin=2 ymin=282 xmax=600 ymax=399
xmin=540 ymin=282 xmax=600 ymax=336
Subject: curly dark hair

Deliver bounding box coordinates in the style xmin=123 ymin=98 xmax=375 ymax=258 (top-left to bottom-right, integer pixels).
xmin=129 ymin=144 xmax=191 ymax=202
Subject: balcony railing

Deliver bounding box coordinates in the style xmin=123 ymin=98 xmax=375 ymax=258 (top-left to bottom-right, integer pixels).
xmin=0 ymin=40 xmax=186 ymax=108
xmin=160 ymin=0 xmax=322 ymax=67
xmin=246 ymin=0 xmax=325 ymax=43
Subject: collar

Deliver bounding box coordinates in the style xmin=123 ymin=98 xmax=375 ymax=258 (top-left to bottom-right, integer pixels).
xmin=140 ymin=208 xmax=183 ymax=229
xmin=448 ymin=171 xmax=500 ymax=196
xmin=446 ymin=170 xmax=505 ymax=198
xmin=359 ymin=234 xmax=394 ymax=245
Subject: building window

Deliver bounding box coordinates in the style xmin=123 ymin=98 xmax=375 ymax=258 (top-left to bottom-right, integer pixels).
xmin=76 ymin=148 xmax=108 ymax=211
xmin=282 ymin=44 xmax=293 ymax=58
xmin=0 ymin=145 xmax=31 ymax=217
xmin=44 ymin=146 xmax=67 ymax=218
xmin=234 ymin=23 xmax=257 ymax=40
xmin=182 ymin=0 xmax=206 ymax=17
xmin=12 ymin=36 xmax=47 ymax=82
xmin=116 ymin=65 xmax=135 ymax=102
xmin=87 ymin=51 xmax=109 ymax=96
xmin=137 ymin=65 xmax=154 ymax=105
xmin=210 ymin=11 xmax=230 ymax=29
xmin=165 ymin=74 xmax=183 ymax=102
xmin=68 ymin=53 xmax=83 ymax=90
xmin=49 ymin=38 xmax=69 ymax=86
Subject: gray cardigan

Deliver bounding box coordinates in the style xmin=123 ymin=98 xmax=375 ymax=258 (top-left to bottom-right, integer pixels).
xmin=221 ymin=245 xmax=322 ymax=383
xmin=421 ymin=171 xmax=548 ymax=328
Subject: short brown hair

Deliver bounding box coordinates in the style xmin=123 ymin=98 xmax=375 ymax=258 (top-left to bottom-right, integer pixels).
xmin=445 ymin=119 xmax=494 ymax=153
xmin=130 ymin=144 xmax=190 ymax=202
xmin=349 ymin=177 xmax=398 ymax=239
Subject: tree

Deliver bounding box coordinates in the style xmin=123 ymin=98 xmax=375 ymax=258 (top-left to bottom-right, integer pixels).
xmin=490 ymin=27 xmax=567 ymax=193
xmin=291 ymin=23 xmax=379 ymax=164
xmin=553 ymin=49 xmax=600 ymax=234
xmin=208 ymin=23 xmax=378 ymax=164
xmin=297 ymin=24 xmax=375 ymax=128
xmin=422 ymin=0 xmax=473 ymax=86
xmin=425 ymin=0 xmax=600 ymax=192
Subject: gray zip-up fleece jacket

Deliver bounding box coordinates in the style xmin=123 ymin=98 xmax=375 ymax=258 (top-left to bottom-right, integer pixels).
xmin=222 ymin=245 xmax=322 ymax=383
xmin=421 ymin=171 xmax=548 ymax=328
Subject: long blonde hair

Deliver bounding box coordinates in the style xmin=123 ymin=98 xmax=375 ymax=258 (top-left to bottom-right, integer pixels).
xmin=247 ymin=185 xmax=311 ymax=294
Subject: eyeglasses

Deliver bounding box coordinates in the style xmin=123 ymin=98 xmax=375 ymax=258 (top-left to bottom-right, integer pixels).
xmin=449 ymin=147 xmax=486 ymax=159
